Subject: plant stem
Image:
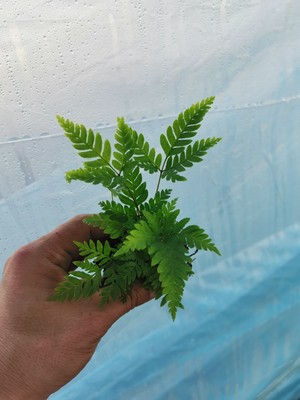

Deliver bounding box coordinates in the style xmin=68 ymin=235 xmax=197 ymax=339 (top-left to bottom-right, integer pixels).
xmin=155 ymin=157 xmax=168 ymax=194
xmin=155 ymin=170 xmax=163 ymax=194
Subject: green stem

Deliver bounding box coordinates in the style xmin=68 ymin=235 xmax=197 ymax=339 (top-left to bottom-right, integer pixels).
xmin=155 ymin=158 xmax=167 ymax=194
xmin=155 ymin=171 xmax=163 ymax=194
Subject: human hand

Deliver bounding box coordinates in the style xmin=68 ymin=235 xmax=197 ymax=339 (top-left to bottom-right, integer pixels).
xmin=0 ymin=215 xmax=154 ymax=400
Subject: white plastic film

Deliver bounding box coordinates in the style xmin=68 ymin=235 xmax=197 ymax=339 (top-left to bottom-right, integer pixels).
xmin=1 ymin=1 xmax=300 ymax=399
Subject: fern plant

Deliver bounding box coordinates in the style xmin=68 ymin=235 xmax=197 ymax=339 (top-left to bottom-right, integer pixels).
xmin=51 ymin=97 xmax=221 ymax=320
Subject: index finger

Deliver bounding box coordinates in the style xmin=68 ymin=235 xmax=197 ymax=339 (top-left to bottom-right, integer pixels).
xmin=35 ymin=214 xmax=106 ymax=271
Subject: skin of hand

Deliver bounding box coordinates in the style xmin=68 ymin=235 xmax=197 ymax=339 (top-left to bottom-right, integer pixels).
xmin=0 ymin=215 xmax=154 ymax=400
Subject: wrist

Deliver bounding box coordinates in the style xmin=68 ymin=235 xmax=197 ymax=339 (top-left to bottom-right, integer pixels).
xmin=0 ymin=348 xmax=48 ymax=400
xmin=0 ymin=391 xmax=47 ymax=400
xmin=0 ymin=390 xmax=47 ymax=400
xmin=0 ymin=311 xmax=47 ymax=400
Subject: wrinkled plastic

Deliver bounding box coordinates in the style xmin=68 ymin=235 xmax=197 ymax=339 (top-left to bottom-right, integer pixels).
xmin=1 ymin=1 xmax=300 ymax=399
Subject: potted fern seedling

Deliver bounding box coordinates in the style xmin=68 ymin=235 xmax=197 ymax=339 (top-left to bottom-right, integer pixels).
xmin=51 ymin=96 xmax=221 ymax=320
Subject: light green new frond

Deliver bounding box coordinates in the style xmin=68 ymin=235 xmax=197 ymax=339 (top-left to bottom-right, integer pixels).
xmin=182 ymin=225 xmax=221 ymax=255
xmin=65 ymin=166 xmax=118 ymax=190
xmin=159 ymin=97 xmax=215 ymax=157
xmin=57 ymin=116 xmax=112 ymax=168
xmin=65 ymin=167 xmax=103 ymax=184
xmin=132 ymin=131 xmax=162 ymax=173
xmin=112 ymin=117 xmax=134 ymax=172
xmin=162 ymin=137 xmax=222 ymax=182
xmin=114 ymin=206 xmax=170 ymax=256
xmin=83 ymin=214 xmax=102 ymax=227
xmin=115 ymin=218 xmax=157 ymax=256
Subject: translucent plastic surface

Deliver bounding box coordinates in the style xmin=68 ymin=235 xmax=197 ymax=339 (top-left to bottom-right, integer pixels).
xmin=1 ymin=1 xmax=300 ymax=399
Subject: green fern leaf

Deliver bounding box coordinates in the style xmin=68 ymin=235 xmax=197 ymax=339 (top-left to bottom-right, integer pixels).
xmin=182 ymin=225 xmax=221 ymax=255
xmin=141 ymin=189 xmax=173 ymax=213
xmin=115 ymin=205 xmax=191 ymax=319
xmin=73 ymin=239 xmax=112 ymax=262
xmin=49 ymin=258 xmax=102 ymax=302
xmin=162 ymin=137 xmax=222 ymax=182
xmin=83 ymin=214 xmax=102 ymax=227
xmin=55 ymin=97 xmax=222 ymax=320
xmin=65 ymin=167 xmax=103 ymax=185
xmin=132 ymin=131 xmax=163 ymax=173
xmin=99 ymin=213 xmax=128 ymax=239
xmin=57 ymin=116 xmax=112 ymax=167
xmin=65 ymin=166 xmax=121 ymax=192
xmin=119 ymin=163 xmax=148 ymax=208
xmin=150 ymin=240 xmax=191 ymax=320
xmin=115 ymin=219 xmax=155 ymax=256
xmin=99 ymin=258 xmax=132 ymax=305
xmin=112 ymin=117 xmax=134 ymax=172
xmin=159 ymin=97 xmax=215 ymax=158
xmin=87 ymin=201 xmax=138 ymax=239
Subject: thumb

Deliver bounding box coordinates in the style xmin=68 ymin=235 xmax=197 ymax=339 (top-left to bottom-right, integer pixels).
xmin=99 ymin=284 xmax=155 ymax=331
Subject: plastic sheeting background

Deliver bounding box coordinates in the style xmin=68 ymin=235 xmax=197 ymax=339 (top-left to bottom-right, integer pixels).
xmin=1 ymin=1 xmax=300 ymax=399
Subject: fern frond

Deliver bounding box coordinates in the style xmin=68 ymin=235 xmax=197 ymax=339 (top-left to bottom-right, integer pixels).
xmin=65 ymin=167 xmax=103 ymax=184
xmin=111 ymin=119 xmax=149 ymax=210
xmin=115 ymin=204 xmax=191 ymax=319
xmin=49 ymin=259 xmax=102 ymax=302
xmin=162 ymin=137 xmax=222 ymax=182
xmin=150 ymin=240 xmax=191 ymax=320
xmin=141 ymin=189 xmax=173 ymax=213
xmin=90 ymin=214 xmax=126 ymax=239
xmin=84 ymin=201 xmax=138 ymax=240
xmin=182 ymin=225 xmax=221 ymax=255
xmin=57 ymin=116 xmax=112 ymax=168
xmin=83 ymin=214 xmax=103 ymax=227
xmin=112 ymin=117 xmax=134 ymax=172
xmin=99 ymin=255 xmax=143 ymax=305
xmin=119 ymin=163 xmax=148 ymax=208
xmin=132 ymin=131 xmax=163 ymax=173
xmin=99 ymin=199 xmax=132 ymax=215
xmin=159 ymin=97 xmax=215 ymax=158
xmin=155 ymin=188 xmax=172 ymax=202
xmin=65 ymin=166 xmax=118 ymax=190
xmin=73 ymin=239 xmax=112 ymax=262
xmin=55 ymin=97 xmax=222 ymax=320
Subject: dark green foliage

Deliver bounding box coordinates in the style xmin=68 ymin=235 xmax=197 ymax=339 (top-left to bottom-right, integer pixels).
xmin=52 ymin=97 xmax=221 ymax=320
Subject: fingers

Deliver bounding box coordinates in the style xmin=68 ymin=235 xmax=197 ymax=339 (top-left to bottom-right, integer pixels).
xmin=34 ymin=214 xmax=106 ymax=272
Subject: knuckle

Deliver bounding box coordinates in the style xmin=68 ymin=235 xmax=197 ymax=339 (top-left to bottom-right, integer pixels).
xmin=11 ymin=245 xmax=34 ymax=265
xmin=3 ymin=244 xmax=35 ymax=279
